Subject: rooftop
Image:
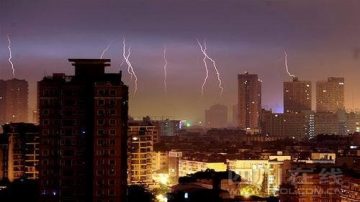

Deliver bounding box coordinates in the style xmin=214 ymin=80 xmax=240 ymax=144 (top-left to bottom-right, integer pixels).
xmin=68 ymin=59 xmax=111 ymax=66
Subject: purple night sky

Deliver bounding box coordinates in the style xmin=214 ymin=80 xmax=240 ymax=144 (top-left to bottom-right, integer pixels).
xmin=1 ymin=0 xmax=360 ymax=122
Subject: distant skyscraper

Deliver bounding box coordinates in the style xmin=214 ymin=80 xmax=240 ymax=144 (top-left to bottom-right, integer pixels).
xmin=316 ymin=77 xmax=344 ymax=113
xmin=0 ymin=79 xmax=28 ymax=123
xmin=0 ymin=80 xmax=5 ymax=124
xmin=232 ymin=104 xmax=238 ymax=126
xmin=238 ymin=73 xmax=261 ymax=129
xmin=38 ymin=59 xmax=128 ymax=202
xmin=152 ymin=119 xmax=181 ymax=137
xmin=205 ymin=104 xmax=228 ymax=128
xmin=284 ymin=77 xmax=311 ymax=113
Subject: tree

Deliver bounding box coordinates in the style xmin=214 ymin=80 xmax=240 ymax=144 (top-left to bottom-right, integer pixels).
xmin=261 ymin=172 xmax=268 ymax=196
xmin=127 ymin=185 xmax=154 ymax=202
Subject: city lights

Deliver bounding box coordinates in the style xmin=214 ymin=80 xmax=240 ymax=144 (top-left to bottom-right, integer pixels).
xmin=1 ymin=1 xmax=360 ymax=202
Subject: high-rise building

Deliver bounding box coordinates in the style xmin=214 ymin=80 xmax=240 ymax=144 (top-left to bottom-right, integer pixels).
xmin=260 ymin=109 xmax=285 ymax=136
xmin=316 ymin=77 xmax=344 ymax=113
xmin=260 ymin=110 xmax=315 ymax=139
xmin=232 ymin=104 xmax=238 ymax=126
xmin=168 ymin=150 xmax=182 ymax=184
xmin=151 ymin=119 xmax=181 ymax=137
xmin=0 ymin=133 xmax=7 ymax=180
xmin=1 ymin=123 xmax=39 ymax=181
xmin=314 ymin=111 xmax=348 ymax=136
xmin=345 ymin=111 xmax=360 ymax=134
xmin=5 ymin=79 xmax=29 ymax=123
xmin=128 ymin=120 xmax=158 ymax=185
xmin=238 ymin=73 xmax=261 ymax=130
xmin=284 ymin=77 xmax=311 ymax=113
xmin=0 ymin=79 xmax=28 ymax=124
xmin=205 ymin=104 xmax=228 ymax=128
xmin=38 ymin=59 xmax=128 ymax=202
xmin=261 ymin=109 xmax=360 ymax=137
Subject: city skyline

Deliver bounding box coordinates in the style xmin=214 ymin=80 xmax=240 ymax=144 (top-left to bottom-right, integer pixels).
xmin=1 ymin=0 xmax=360 ymax=121
xmin=1 ymin=1 xmax=360 ymax=201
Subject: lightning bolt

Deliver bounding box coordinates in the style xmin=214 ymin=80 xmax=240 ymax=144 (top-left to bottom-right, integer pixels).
xmin=122 ymin=38 xmax=133 ymax=79
xmin=100 ymin=42 xmax=113 ymax=59
xmin=122 ymin=38 xmax=138 ymax=95
xmin=119 ymin=59 xmax=125 ymax=67
xmin=7 ymin=34 xmax=15 ymax=78
xmin=163 ymin=46 xmax=168 ymax=94
xmin=284 ymin=50 xmax=296 ymax=79
xmin=197 ymin=39 xmax=224 ymax=96
xmin=197 ymin=40 xmax=209 ymax=96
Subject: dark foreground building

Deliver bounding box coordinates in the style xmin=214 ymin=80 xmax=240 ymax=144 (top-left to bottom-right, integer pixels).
xmin=38 ymin=59 xmax=128 ymax=202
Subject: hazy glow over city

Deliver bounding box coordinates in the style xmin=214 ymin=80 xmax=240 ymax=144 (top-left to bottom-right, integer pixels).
xmin=1 ymin=0 xmax=360 ymax=121
xmin=1 ymin=1 xmax=360 ymax=202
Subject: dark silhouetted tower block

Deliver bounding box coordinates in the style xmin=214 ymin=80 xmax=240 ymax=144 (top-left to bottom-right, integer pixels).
xmin=38 ymin=59 xmax=128 ymax=202
xmin=316 ymin=77 xmax=344 ymax=113
xmin=205 ymin=104 xmax=228 ymax=128
xmin=0 ymin=79 xmax=28 ymax=123
xmin=238 ymin=73 xmax=261 ymax=130
xmin=284 ymin=77 xmax=312 ymax=113
xmin=0 ymin=80 xmax=5 ymax=124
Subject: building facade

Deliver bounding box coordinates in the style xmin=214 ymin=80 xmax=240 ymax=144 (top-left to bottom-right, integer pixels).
xmin=128 ymin=121 xmax=158 ymax=185
xmin=38 ymin=59 xmax=128 ymax=202
xmin=152 ymin=119 xmax=181 ymax=137
xmin=341 ymin=176 xmax=360 ymax=202
xmin=1 ymin=123 xmax=39 ymax=181
xmin=0 ymin=80 xmax=6 ymax=124
xmin=238 ymin=73 xmax=261 ymax=130
xmin=316 ymin=77 xmax=344 ymax=113
xmin=152 ymin=151 xmax=168 ymax=173
xmin=178 ymin=159 xmax=227 ymax=177
xmin=261 ymin=110 xmax=315 ymax=139
xmin=345 ymin=112 xmax=360 ymax=134
xmin=168 ymin=150 xmax=183 ymax=184
xmin=284 ymin=77 xmax=311 ymax=113
xmin=205 ymin=104 xmax=228 ymax=128
xmin=0 ymin=79 xmax=28 ymax=124
xmin=227 ymin=159 xmax=286 ymax=196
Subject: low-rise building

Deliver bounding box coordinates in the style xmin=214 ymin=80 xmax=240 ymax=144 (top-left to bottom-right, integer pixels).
xmin=179 ymin=154 xmax=227 ymax=177
xmin=280 ymin=167 xmax=343 ymax=202
xmin=341 ymin=175 xmax=360 ymax=202
xmin=311 ymin=152 xmax=336 ymax=161
xmin=1 ymin=123 xmax=39 ymax=181
xmin=227 ymin=159 xmax=287 ymax=196
xmin=168 ymin=170 xmax=241 ymax=201
xmin=152 ymin=151 xmax=169 ymax=172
